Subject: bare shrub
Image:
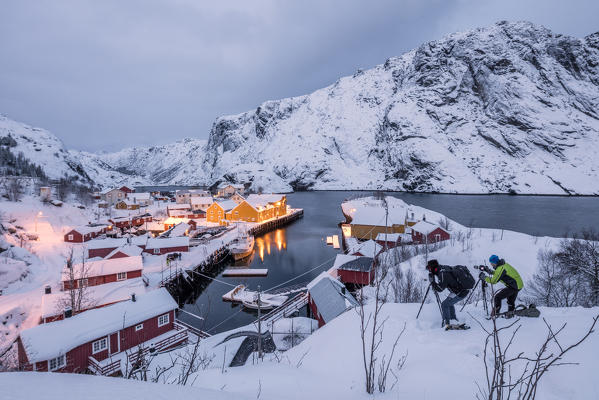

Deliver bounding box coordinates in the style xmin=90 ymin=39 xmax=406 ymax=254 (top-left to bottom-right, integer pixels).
xmin=472 ymin=313 xmax=599 ymax=400
xmin=529 ymin=231 xmax=599 ymax=307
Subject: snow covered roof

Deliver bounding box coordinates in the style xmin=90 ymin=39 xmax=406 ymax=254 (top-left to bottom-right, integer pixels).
xmin=105 ymin=244 xmax=143 ymax=258
xmin=214 ymin=200 xmax=237 ymax=211
xmin=68 ymin=225 xmax=108 ymax=235
xmin=130 ymin=235 xmax=149 ymax=246
xmin=190 ymin=196 xmax=213 ymax=205
xmin=217 ymin=183 xmax=244 ymax=189
xmin=21 ymin=288 xmax=177 ymax=363
xmin=62 ymin=256 xmax=143 ymax=280
xmin=163 ymin=222 xmax=190 ymax=237
xmin=411 ymin=221 xmax=445 ymax=235
xmin=41 ymin=278 xmax=147 ymax=319
xmin=86 ymin=238 xmax=128 ymax=250
xmin=168 ymin=204 xmax=192 ymax=210
xmin=336 ymin=256 xmax=374 ymax=272
xmin=127 ymin=192 xmax=151 ymax=201
xmin=349 ymin=206 xmax=405 ymax=226
xmin=332 ymin=254 xmax=360 ymax=270
xmin=245 ymin=194 xmax=285 ymax=205
xmin=145 ymin=236 xmax=189 ymax=250
xmin=177 ymin=189 xmax=210 ymax=196
xmin=307 ymin=272 xmax=358 ymax=324
xmin=350 ymin=240 xmax=382 ymax=257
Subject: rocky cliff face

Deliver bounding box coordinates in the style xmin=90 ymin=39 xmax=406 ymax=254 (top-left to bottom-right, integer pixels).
xmin=202 ymin=21 xmax=599 ymax=194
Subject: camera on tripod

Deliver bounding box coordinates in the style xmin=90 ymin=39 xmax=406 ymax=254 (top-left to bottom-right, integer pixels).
xmin=473 ymin=265 xmax=493 ymax=274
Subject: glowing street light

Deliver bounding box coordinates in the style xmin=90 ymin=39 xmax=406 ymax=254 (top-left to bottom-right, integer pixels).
xmin=35 ymin=211 xmax=43 ymax=232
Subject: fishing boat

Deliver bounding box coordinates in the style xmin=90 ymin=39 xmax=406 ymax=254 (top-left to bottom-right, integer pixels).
xmin=242 ymin=294 xmax=288 ymax=310
xmin=230 ymin=231 xmax=255 ymax=260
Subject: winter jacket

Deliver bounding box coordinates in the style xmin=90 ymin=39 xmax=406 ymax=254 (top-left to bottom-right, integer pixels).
xmin=485 ymin=260 xmax=523 ymax=290
xmin=432 ymin=265 xmax=469 ymax=298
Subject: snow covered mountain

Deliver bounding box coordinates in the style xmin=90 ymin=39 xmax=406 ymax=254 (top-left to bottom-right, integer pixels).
xmin=0 ymin=114 xmax=94 ymax=184
xmin=203 ymin=21 xmax=599 ymax=194
xmin=72 ymin=138 xmax=208 ymax=188
xmin=5 ymin=21 xmax=599 ymax=194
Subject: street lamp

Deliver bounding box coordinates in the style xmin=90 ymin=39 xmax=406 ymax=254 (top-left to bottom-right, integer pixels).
xmin=35 ymin=211 xmax=43 ymax=232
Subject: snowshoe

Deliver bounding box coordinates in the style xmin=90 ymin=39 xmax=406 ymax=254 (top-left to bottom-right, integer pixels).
xmin=514 ymin=304 xmax=541 ymax=318
xmin=486 ymin=311 xmax=513 ymax=320
xmin=445 ymin=323 xmax=470 ymax=331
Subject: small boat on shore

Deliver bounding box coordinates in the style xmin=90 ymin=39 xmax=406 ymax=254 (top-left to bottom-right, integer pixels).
xmin=222 ymin=284 xmax=288 ymax=309
xmin=230 ymin=231 xmax=255 ymax=260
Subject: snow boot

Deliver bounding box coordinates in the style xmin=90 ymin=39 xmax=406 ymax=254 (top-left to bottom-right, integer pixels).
xmin=514 ymin=304 xmax=541 ymax=318
xmin=445 ymin=323 xmax=470 ymax=331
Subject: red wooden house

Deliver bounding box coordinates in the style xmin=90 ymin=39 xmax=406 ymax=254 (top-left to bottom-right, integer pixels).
xmin=62 ymin=256 xmax=143 ymax=290
xmin=333 ymin=255 xmax=375 ymax=286
xmin=307 ymin=272 xmax=359 ymax=327
xmin=144 ymin=237 xmax=189 ymax=255
xmin=109 ymin=213 xmax=152 ymax=230
xmin=119 ymin=186 xmax=134 ymax=194
xmin=410 ymin=221 xmax=450 ymax=244
xmin=19 ymin=288 xmax=187 ymax=375
xmin=64 ymin=224 xmax=109 ymax=243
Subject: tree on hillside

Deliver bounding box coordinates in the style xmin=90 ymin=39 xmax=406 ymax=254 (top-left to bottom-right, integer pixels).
xmin=57 ymin=247 xmax=93 ymax=316
xmin=1 ymin=177 xmax=25 ymax=201
xmin=357 ymin=197 xmax=407 ymax=394
xmin=529 ymin=231 xmax=599 ymax=307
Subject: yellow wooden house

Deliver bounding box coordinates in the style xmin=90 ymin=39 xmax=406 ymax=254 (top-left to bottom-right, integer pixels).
xmin=206 ymin=200 xmax=237 ymax=224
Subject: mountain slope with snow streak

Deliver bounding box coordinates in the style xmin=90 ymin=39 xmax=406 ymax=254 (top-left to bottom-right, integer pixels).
xmin=202 ymin=21 xmax=599 ymax=194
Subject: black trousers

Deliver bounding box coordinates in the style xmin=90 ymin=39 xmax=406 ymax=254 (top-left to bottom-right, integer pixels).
xmin=494 ymin=287 xmax=519 ymax=313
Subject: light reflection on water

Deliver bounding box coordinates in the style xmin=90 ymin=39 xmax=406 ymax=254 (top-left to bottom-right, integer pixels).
xmin=181 ymin=191 xmax=599 ymax=334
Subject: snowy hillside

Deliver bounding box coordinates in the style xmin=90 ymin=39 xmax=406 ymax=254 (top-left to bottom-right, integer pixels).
xmin=0 ymin=115 xmax=93 ymax=184
xmin=202 ymin=21 xmax=599 ymax=194
xmin=71 ymin=138 xmax=208 ymax=189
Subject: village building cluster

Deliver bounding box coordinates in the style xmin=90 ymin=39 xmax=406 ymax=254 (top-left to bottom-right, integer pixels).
xmin=16 ymin=182 xmax=297 ymax=375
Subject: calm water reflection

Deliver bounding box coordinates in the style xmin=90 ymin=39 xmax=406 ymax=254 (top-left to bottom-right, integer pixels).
xmin=181 ymin=191 xmax=599 ymax=333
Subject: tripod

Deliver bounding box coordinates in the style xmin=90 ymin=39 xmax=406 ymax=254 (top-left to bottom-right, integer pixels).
xmin=416 ymin=280 xmax=444 ymax=326
xmin=459 ymin=276 xmax=489 ymax=315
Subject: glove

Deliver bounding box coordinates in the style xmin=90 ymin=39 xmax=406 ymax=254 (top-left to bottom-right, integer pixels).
xmin=428 ymin=273 xmax=435 ymax=283
xmin=479 ymin=271 xmax=486 ymax=280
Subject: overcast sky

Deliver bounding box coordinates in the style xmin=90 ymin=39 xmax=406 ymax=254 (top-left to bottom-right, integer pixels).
xmin=1 ymin=1 xmax=597 ymax=152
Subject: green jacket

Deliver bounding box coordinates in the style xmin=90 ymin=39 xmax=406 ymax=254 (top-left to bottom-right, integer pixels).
xmin=485 ymin=261 xmax=523 ymax=290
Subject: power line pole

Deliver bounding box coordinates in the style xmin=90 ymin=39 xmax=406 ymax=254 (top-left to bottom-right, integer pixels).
xmin=257 ymin=285 xmax=262 ymax=360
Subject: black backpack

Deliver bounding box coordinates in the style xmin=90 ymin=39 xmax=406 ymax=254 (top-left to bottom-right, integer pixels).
xmin=451 ymin=265 xmax=475 ymax=290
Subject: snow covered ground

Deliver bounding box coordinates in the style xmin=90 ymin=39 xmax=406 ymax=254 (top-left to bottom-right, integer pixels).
xmin=2 ymin=194 xmax=598 ymax=399
xmin=0 ymin=371 xmax=252 ymax=400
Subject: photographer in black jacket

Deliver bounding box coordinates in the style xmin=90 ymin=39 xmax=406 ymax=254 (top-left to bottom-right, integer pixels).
xmin=426 ymin=259 xmax=470 ymax=327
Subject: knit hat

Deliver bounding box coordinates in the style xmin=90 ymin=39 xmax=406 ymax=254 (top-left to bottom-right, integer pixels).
xmin=426 ymin=259 xmax=439 ymax=272
xmin=489 ymin=255 xmax=500 ymax=265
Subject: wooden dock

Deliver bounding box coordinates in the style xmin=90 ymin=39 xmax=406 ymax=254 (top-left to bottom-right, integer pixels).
xmin=248 ymin=208 xmax=304 ymax=236
xmin=222 ymin=268 xmax=268 ymax=277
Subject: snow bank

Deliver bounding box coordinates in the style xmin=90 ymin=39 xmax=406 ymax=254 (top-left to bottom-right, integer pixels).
xmin=0 ymin=372 xmax=250 ymax=400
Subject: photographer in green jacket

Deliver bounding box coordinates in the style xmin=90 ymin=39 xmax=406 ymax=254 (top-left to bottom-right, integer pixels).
xmin=483 ymin=255 xmax=524 ymax=317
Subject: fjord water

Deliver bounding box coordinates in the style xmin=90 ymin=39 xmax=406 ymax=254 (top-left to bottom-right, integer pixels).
xmin=180 ymin=191 xmax=599 ymax=334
